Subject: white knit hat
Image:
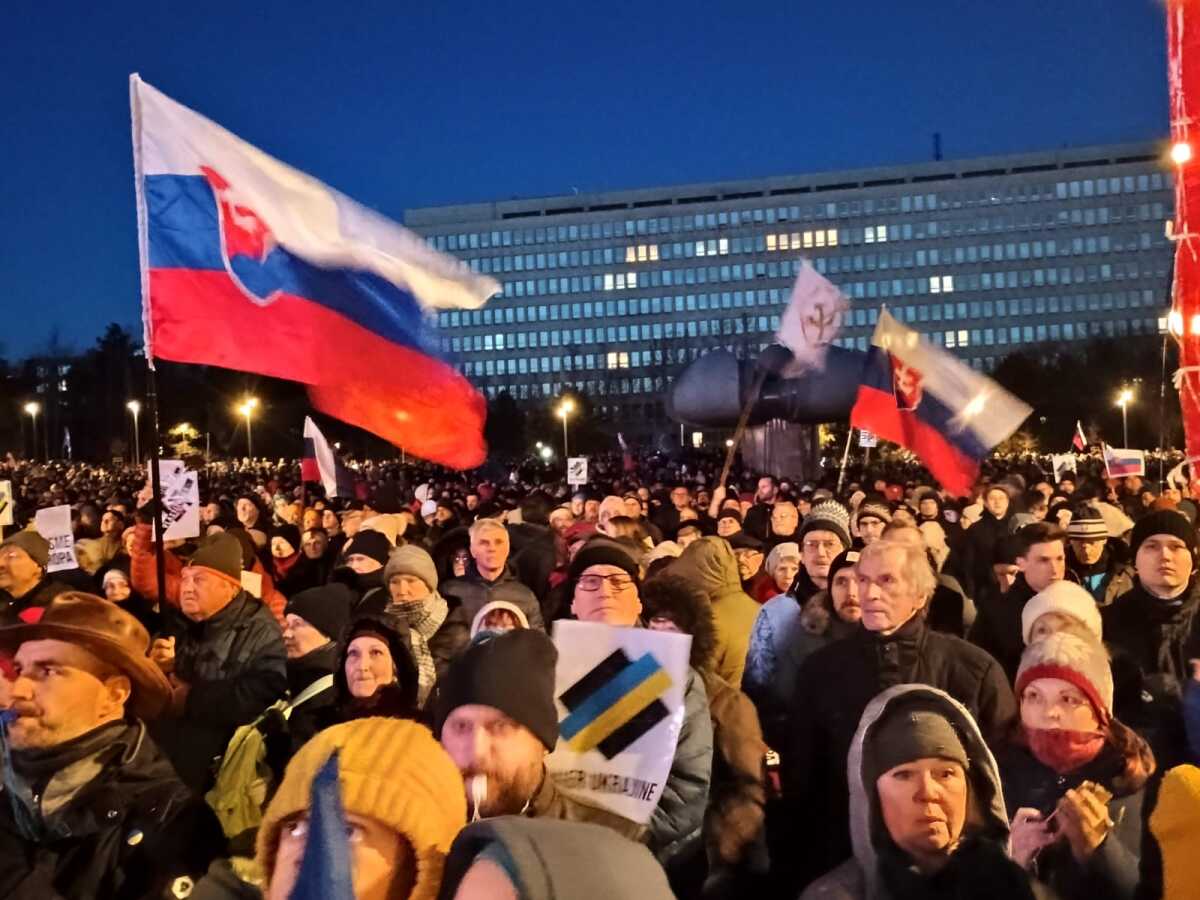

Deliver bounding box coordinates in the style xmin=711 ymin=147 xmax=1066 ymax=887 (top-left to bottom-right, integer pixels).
xmin=1021 ymin=580 xmax=1103 ymax=645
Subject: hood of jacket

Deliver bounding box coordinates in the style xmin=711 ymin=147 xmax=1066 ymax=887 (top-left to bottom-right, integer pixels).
xmin=334 ymin=611 xmax=420 ymax=715
xmin=847 ymin=684 xmax=1010 ymax=899
xmin=437 ymin=816 xmax=674 ymax=900
xmin=669 ymin=536 xmax=743 ymax=600
xmin=639 ymin=574 xmax=717 ymax=672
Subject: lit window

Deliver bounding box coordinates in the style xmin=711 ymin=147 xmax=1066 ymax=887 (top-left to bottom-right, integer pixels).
xmin=942 ymin=275 xmax=954 ymax=293
xmin=803 ymin=231 xmax=814 ymax=249
xmin=718 ymin=238 xmax=729 ymax=255
xmin=695 ymin=241 xmax=706 ymax=257
xmin=815 ymin=230 xmax=826 ymax=248
xmin=649 ymin=245 xmax=659 ymax=261
xmin=958 ymin=329 xmax=969 ymax=346
xmin=876 ymin=225 xmax=888 ymax=243
xmin=779 ymin=233 xmax=790 ymax=250
xmin=945 ymin=330 xmax=956 ymax=348
xmin=625 ymin=246 xmax=636 ymax=263
xmin=603 ymin=273 xmax=615 ymax=291
xmin=637 ymin=245 xmax=647 ymax=262
xmin=930 ymin=277 xmax=940 ymax=294
xmin=827 ymin=229 xmax=839 ymax=247
xmin=766 ymin=234 xmax=777 ymax=252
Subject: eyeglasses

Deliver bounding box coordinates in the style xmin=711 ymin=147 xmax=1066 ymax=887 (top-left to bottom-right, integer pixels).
xmin=803 ymin=539 xmax=840 ymax=553
xmin=578 ymin=573 xmax=635 ymax=592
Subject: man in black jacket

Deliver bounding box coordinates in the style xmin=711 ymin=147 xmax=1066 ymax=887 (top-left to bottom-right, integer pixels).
xmin=0 ymin=531 xmax=71 ymax=624
xmin=149 ymin=532 xmax=287 ymax=790
xmin=779 ymin=538 xmax=1016 ymax=891
xmin=0 ymin=592 xmax=223 ymax=899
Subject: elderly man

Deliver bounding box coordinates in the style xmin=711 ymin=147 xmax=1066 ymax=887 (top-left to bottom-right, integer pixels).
xmin=1103 ymin=510 xmax=1200 ymax=768
xmin=441 ymin=518 xmax=544 ymax=630
xmin=567 ymin=539 xmax=713 ymax=861
xmin=969 ymin=522 xmax=1067 ymax=681
xmin=780 ymin=538 xmax=1015 ymax=889
xmin=0 ymin=592 xmax=223 ymax=897
xmin=150 ymin=532 xmax=287 ymax=789
xmin=436 ymin=628 xmax=642 ymax=839
xmin=1066 ymin=505 xmax=1130 ymax=605
xmin=765 ymin=500 xmax=800 ymax=548
xmin=791 ymin=500 xmax=852 ymax=603
xmin=0 ymin=531 xmax=71 ymax=623
xmin=597 ymin=495 xmax=627 ymax=536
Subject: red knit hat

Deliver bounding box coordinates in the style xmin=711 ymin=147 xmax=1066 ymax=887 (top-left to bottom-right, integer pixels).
xmin=1015 ymin=632 xmax=1112 ymax=725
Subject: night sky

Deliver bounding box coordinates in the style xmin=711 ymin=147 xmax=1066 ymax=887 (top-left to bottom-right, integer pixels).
xmin=2 ymin=0 xmax=1168 ymax=359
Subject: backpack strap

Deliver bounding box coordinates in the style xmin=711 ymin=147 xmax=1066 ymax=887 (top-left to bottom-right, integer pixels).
xmin=282 ymin=674 xmax=335 ymax=720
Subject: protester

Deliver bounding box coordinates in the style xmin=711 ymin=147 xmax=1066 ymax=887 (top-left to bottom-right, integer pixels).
xmin=1000 ymin=632 xmax=1153 ymax=900
xmin=781 ymin=538 xmax=1016 ymax=887
xmin=100 ymin=564 xmax=161 ymax=634
xmin=800 ymin=684 xmax=1044 ymax=900
xmin=0 ymin=592 xmax=224 ymax=897
xmin=1067 ymin=505 xmax=1132 ymax=605
xmin=334 ymin=612 xmax=421 ymax=722
xmin=441 ymin=519 xmax=544 ymax=631
xmin=964 ymin=484 xmax=1015 ymax=596
xmin=435 ymin=628 xmax=643 ymax=840
xmin=853 ymin=496 xmax=892 ymax=548
xmin=0 ymin=530 xmax=71 ymax=622
xmin=256 ymin=717 xmax=466 ymax=900
xmin=757 ymin=541 xmax=800 ymax=604
xmin=792 ymin=500 xmax=853 ymax=603
xmin=150 ymin=531 xmax=288 ymax=789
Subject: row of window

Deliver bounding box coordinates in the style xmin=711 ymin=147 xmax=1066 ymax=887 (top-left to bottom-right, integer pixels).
xmin=459 ymin=202 xmax=1169 ymax=278
xmin=428 ymin=172 xmax=1171 ymax=253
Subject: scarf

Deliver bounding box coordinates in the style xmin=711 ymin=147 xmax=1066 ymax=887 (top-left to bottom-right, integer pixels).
xmin=1024 ymin=726 xmax=1106 ymax=775
xmin=387 ymin=591 xmax=449 ymax=707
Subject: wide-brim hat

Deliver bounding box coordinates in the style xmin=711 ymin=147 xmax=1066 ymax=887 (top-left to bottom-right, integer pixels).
xmin=0 ymin=592 xmax=171 ymax=720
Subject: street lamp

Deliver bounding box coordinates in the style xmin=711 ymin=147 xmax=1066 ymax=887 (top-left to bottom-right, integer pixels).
xmin=1116 ymin=388 xmax=1134 ymax=447
xmin=23 ymin=402 xmax=40 ymax=460
xmin=236 ymin=396 xmax=259 ymax=458
xmin=540 ymin=446 xmax=553 ymax=461
xmin=126 ymin=400 xmax=142 ymax=464
xmin=556 ymin=398 xmax=575 ymax=459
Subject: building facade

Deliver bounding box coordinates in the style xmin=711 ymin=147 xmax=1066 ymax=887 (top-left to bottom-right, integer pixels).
xmin=405 ymin=141 xmax=1175 ymax=432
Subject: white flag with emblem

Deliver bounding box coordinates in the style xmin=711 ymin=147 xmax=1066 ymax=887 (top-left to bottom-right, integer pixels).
xmin=775 ymin=260 xmax=847 ymax=372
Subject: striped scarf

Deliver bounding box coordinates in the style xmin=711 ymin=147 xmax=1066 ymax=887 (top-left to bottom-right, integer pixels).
xmin=387 ymin=591 xmax=448 ymax=708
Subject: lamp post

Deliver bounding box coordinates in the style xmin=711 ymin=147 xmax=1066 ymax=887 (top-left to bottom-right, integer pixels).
xmin=556 ymin=398 xmax=575 ymax=459
xmin=23 ymin=402 xmax=40 ymax=461
xmin=236 ymin=397 xmax=259 ymax=458
xmin=1116 ymin=388 xmax=1134 ymax=447
xmin=126 ymin=400 xmax=142 ymax=464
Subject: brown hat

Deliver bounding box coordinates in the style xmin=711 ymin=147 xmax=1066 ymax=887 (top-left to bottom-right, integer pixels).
xmin=185 ymin=531 xmax=244 ymax=587
xmin=0 ymin=592 xmax=171 ymax=719
xmin=0 ymin=530 xmax=50 ymax=569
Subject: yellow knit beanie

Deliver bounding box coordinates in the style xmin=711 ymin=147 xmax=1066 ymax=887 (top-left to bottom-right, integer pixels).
xmin=256 ymin=718 xmax=466 ymax=900
xmin=1150 ymin=764 xmax=1200 ymax=900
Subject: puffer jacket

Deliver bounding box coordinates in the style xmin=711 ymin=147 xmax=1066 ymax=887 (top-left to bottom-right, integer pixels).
xmin=648 ymin=667 xmax=713 ymax=863
xmin=152 ymin=590 xmax=288 ymax=790
xmin=743 ymin=588 xmax=856 ymax=749
xmin=801 ymin=684 xmax=1046 ymax=900
xmin=668 ymin=536 xmax=760 ymax=688
xmin=440 ymin=563 xmax=545 ymax=631
xmin=0 ymin=720 xmax=226 ymax=900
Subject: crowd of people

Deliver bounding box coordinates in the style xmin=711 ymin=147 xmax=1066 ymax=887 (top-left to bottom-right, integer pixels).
xmin=0 ymin=447 xmax=1198 ymax=900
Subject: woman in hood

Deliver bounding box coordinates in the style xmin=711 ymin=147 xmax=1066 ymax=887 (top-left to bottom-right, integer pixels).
xmin=999 ymin=632 xmax=1153 ymax=900
xmin=744 ymin=549 xmax=860 ymax=749
xmin=335 ymin=612 xmax=421 ymax=722
xmin=803 ymin=683 xmax=1047 ymax=900
xmin=758 ymin=541 xmax=801 ymax=604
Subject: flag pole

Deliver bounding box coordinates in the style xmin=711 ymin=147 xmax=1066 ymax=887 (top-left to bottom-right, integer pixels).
xmin=836 ymin=426 xmax=855 ymax=495
xmin=718 ymin=368 xmax=768 ymax=491
xmin=146 ymin=364 xmax=168 ymax=604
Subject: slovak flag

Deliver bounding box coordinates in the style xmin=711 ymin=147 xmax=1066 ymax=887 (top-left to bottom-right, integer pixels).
xmin=1102 ymin=445 xmax=1145 ymax=478
xmin=301 ymin=417 xmax=354 ymax=498
xmin=1072 ymin=420 xmax=1087 ymax=451
xmin=850 ymin=310 xmax=1032 ymax=496
xmin=129 ymin=75 xmax=498 ymax=469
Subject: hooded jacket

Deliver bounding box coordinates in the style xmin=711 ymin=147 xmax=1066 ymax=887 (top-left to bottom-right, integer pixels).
xmin=334 ymin=612 xmax=421 ymax=722
xmin=0 ymin=720 xmax=225 ymax=900
xmin=801 ymin=684 xmax=1041 ymax=900
xmin=668 ymin=537 xmax=760 ymax=688
xmin=437 ymin=817 xmax=675 ymax=900
xmin=441 ymin=562 xmax=545 ymax=632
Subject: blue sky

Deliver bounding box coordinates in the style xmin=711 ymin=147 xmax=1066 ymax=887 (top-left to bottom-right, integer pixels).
xmin=1 ymin=0 xmax=1168 ymax=359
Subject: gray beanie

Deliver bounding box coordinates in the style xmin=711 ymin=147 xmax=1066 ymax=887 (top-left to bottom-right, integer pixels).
xmin=865 ymin=697 xmax=969 ymax=786
xmin=383 ymin=544 xmax=439 ymax=592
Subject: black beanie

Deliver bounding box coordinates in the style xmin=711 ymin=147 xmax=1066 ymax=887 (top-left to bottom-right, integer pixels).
xmin=1131 ymin=509 xmax=1197 ymax=560
xmin=567 ymin=538 xmax=640 ymax=582
xmin=187 ymin=532 xmax=243 ymax=581
xmin=344 ymin=530 xmax=393 ymax=567
xmin=284 ymin=583 xmax=356 ymax=642
xmin=435 ymin=629 xmax=560 ymax=750
xmin=271 ymin=523 xmax=301 ymax=553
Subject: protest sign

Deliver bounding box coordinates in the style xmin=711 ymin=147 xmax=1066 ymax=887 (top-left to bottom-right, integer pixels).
xmin=1051 ymin=453 xmax=1077 ymax=483
xmin=35 ymin=505 xmax=77 ymax=573
xmin=0 ymin=480 xmax=12 ymax=530
xmin=567 ymin=457 xmax=589 ymax=486
xmin=546 ymin=621 xmax=691 ymax=825
xmin=149 ymin=460 xmax=200 ymax=541
xmin=858 ymin=430 xmax=878 ymax=448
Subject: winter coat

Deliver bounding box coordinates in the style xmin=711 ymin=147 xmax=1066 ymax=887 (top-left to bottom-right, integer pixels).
xmin=354 ymin=588 xmax=471 ymax=690
xmin=332 ymin=611 xmax=421 ymax=722
xmin=963 ymin=508 xmax=1013 ymax=598
xmin=781 ymin=615 xmax=1017 ymax=887
xmin=648 ymin=666 xmax=713 ymax=862
xmin=1068 ymin=542 xmax=1132 ymax=607
xmin=0 ymin=574 xmax=71 ymax=623
xmin=927 ymin=573 xmax=976 ymax=637
xmin=262 ymin=641 xmax=341 ymax=776
xmin=969 ymin=572 xmax=1040 ymax=684
xmin=527 ymin=767 xmax=646 ymax=842
xmin=743 ymin=589 xmax=856 ymax=749
xmin=997 ymin=738 xmax=1150 ymax=900
xmin=438 ymin=817 xmax=675 ymax=900
xmin=441 ymin=563 xmax=545 ymax=631
xmin=0 ymin=720 xmax=226 ymax=900
xmin=800 ymin=684 xmax=1046 ymax=900
xmin=668 ymin=536 xmax=761 ymax=689
xmin=509 ymin=521 xmax=558 ymax=615
xmin=152 ymin=590 xmax=288 ymax=791
xmin=1103 ymin=578 xmax=1200 ymax=769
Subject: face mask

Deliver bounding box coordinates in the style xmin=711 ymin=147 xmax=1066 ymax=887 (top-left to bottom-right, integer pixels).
xmin=1025 ymin=726 xmax=1106 ymax=774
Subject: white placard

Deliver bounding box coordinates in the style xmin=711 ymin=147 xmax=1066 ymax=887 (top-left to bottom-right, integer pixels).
xmin=546 ymin=621 xmax=692 ymax=825
xmin=858 ymin=430 xmax=878 ymax=448
xmin=1051 ymin=453 xmax=1077 ymax=484
xmin=0 ymin=480 xmax=13 ymax=528
xmin=34 ymin=505 xmax=77 ymax=573
xmin=567 ymin=457 xmax=589 ymax=486
xmin=149 ymin=460 xmax=200 ymax=541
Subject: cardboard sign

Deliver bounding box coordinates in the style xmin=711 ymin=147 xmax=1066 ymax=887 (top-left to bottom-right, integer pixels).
xmin=567 ymin=457 xmax=589 ymax=486
xmin=546 ymin=621 xmax=692 ymax=825
xmin=1051 ymin=453 xmax=1077 ymax=484
xmin=149 ymin=460 xmax=200 ymax=541
xmin=0 ymin=480 xmax=12 ymax=528
xmin=858 ymin=430 xmax=878 ymax=448
xmin=34 ymin=505 xmax=77 ymax=573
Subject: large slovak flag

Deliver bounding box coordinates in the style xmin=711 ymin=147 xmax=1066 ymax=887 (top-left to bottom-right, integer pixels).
xmin=850 ymin=310 xmax=1031 ymax=496
xmin=130 ymin=75 xmax=498 ymax=469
